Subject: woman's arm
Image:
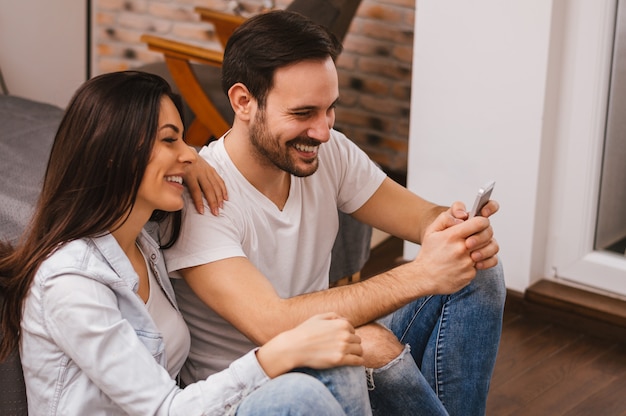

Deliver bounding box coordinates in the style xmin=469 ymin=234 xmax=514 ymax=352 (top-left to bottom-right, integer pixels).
xmin=37 ymin=273 xmax=267 ymax=415
xmin=255 ymin=312 xmax=363 ymax=378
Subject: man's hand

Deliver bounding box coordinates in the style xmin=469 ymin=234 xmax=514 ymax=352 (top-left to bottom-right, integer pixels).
xmin=400 ymin=206 xmax=499 ymax=296
xmin=448 ymin=199 xmax=500 ymax=270
xmin=182 ymin=146 xmax=228 ymax=216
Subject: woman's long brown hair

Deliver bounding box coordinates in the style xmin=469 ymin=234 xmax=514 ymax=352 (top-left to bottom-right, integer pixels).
xmin=0 ymin=71 xmax=184 ymax=361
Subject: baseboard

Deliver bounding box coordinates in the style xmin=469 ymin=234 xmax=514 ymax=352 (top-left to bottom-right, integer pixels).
xmin=505 ymin=280 xmax=626 ymax=344
xmin=370 ymin=229 xmax=390 ymax=249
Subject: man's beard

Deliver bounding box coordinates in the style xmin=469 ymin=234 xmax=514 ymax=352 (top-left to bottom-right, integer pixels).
xmin=249 ymin=110 xmax=320 ymax=178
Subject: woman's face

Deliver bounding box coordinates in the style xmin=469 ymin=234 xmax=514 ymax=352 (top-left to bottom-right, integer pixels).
xmin=135 ymin=96 xmax=196 ymax=214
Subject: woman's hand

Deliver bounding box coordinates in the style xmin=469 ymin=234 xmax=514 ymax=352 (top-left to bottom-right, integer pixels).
xmin=256 ymin=313 xmax=363 ymax=378
xmin=182 ymin=146 xmax=228 ymax=216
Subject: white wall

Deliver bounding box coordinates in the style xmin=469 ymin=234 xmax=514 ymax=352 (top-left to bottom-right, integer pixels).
xmin=406 ymin=0 xmax=626 ymax=297
xmin=0 ymin=0 xmax=87 ymax=108
xmin=405 ymin=0 xmax=558 ymax=293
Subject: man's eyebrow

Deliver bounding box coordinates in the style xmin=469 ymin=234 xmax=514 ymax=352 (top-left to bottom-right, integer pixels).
xmin=159 ymin=123 xmax=181 ymax=133
xmin=289 ymin=98 xmax=339 ymax=112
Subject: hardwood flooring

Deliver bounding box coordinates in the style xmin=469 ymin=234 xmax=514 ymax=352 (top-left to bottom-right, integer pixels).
xmin=359 ymin=236 xmax=626 ymax=415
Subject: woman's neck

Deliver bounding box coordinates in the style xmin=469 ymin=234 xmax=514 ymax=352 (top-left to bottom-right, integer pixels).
xmin=110 ymin=208 xmax=150 ymax=257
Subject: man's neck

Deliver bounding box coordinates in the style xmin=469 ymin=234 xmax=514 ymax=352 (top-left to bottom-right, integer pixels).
xmin=223 ymin=128 xmax=291 ymax=210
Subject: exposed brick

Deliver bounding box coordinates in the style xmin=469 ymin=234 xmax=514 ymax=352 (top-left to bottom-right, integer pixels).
xmin=360 ymin=20 xmax=413 ymax=43
xmin=109 ymin=26 xmax=147 ymax=43
xmin=118 ymin=12 xmax=158 ymax=31
xmin=92 ymin=0 xmax=415 ymax=174
xmin=336 ymin=54 xmax=357 ymax=71
xmin=354 ymin=76 xmax=390 ymax=96
xmin=395 ymin=118 xmax=410 ymax=138
xmin=391 ymin=83 xmax=411 ymax=101
xmin=343 ymin=35 xmax=393 ymax=58
xmin=123 ymin=0 xmax=149 ymax=13
xmin=359 ymin=3 xmax=406 ymax=25
xmin=170 ymin=22 xmax=216 ymax=42
xmin=148 ymin=2 xmax=197 ymax=21
xmin=336 ymin=108 xmax=394 ymax=133
xmin=96 ymin=43 xmax=116 ymax=57
xmin=360 ymin=95 xmax=409 ymax=117
xmin=358 ymin=56 xmax=411 ymax=79
xmin=98 ymin=58 xmax=132 ymax=73
xmin=336 ymin=90 xmax=359 ymax=107
xmin=96 ymin=11 xmax=117 ymax=26
xmin=392 ymin=44 xmax=413 ymax=64
xmin=134 ymin=47 xmax=165 ymax=63
xmin=97 ymin=0 xmax=125 ymax=12
xmin=377 ymin=0 xmax=415 ymax=7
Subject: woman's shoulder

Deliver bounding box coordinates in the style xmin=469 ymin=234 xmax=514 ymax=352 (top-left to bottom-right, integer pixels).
xmin=36 ymin=237 xmax=112 ymax=283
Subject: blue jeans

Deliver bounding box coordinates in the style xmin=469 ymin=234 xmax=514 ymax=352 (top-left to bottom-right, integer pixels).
xmin=369 ymin=263 xmax=506 ymax=416
xmin=236 ymin=366 xmax=371 ymax=416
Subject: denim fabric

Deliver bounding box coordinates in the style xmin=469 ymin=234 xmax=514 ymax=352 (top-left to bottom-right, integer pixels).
xmin=236 ymin=366 xmax=372 ymax=416
xmin=295 ymin=366 xmax=372 ymax=416
xmin=370 ymin=263 xmax=506 ymax=416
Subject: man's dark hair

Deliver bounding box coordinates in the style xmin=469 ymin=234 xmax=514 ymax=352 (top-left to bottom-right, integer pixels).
xmin=221 ymin=10 xmax=343 ymax=107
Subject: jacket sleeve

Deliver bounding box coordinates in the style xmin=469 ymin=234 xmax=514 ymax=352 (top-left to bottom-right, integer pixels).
xmin=41 ymin=272 xmax=269 ymax=416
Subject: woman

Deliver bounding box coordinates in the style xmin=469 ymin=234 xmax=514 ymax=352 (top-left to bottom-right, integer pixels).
xmin=0 ymin=71 xmax=370 ymax=415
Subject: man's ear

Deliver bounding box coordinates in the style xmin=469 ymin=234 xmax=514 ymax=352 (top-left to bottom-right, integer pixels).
xmin=228 ymin=83 xmax=254 ymax=121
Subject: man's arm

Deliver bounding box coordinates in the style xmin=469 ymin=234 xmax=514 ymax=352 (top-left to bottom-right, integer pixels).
xmin=351 ymin=177 xmax=500 ymax=270
xmin=181 ymin=205 xmax=486 ymax=346
xmin=350 ymin=177 xmax=447 ymax=244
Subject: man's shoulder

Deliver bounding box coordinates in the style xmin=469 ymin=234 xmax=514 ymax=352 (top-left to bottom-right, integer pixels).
xmin=198 ymin=138 xmax=227 ymax=167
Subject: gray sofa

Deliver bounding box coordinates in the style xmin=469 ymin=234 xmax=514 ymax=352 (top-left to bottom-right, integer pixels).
xmin=0 ymin=95 xmax=62 ymax=245
xmin=0 ymin=94 xmax=59 ymax=415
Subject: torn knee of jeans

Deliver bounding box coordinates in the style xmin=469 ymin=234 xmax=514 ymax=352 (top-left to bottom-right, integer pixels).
xmin=365 ymin=344 xmax=412 ymax=390
xmin=366 ymin=344 xmax=413 ymax=373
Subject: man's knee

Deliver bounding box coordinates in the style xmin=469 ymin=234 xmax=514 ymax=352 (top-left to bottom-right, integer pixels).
xmin=475 ymin=260 xmax=506 ymax=306
xmin=356 ymin=323 xmax=404 ymax=368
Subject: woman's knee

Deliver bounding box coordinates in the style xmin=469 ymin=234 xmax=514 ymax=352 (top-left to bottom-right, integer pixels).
xmin=236 ymin=373 xmax=345 ymax=415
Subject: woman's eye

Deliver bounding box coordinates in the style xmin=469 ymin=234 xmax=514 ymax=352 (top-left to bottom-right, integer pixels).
xmin=163 ymin=137 xmax=177 ymax=143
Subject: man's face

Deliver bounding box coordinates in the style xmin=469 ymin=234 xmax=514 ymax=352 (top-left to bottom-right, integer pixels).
xmin=248 ymin=57 xmax=339 ymax=177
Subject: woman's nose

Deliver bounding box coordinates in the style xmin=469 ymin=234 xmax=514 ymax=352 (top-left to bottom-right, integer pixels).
xmin=180 ymin=143 xmax=197 ymax=164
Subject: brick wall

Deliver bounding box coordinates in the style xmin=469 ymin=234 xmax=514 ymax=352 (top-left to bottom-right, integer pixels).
xmin=93 ymin=0 xmax=414 ymax=174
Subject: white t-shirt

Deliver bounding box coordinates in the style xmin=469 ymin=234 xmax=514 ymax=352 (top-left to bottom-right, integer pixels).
xmin=164 ymin=129 xmax=386 ymax=384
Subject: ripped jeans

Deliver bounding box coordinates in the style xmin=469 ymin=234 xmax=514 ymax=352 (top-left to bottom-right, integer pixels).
xmin=367 ymin=263 xmax=506 ymax=416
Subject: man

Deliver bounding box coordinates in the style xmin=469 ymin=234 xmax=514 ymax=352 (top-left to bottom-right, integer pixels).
xmin=165 ymin=10 xmax=505 ymax=415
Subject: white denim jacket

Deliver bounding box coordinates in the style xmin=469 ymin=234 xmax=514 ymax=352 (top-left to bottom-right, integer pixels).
xmin=20 ymin=229 xmax=268 ymax=416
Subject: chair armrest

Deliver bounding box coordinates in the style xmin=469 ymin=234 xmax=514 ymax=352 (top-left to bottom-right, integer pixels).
xmin=194 ymin=7 xmax=246 ymax=48
xmin=140 ymin=35 xmax=224 ymax=67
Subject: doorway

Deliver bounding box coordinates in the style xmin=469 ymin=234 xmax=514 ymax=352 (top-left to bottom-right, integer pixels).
xmin=596 ymin=0 xmax=626 ymax=257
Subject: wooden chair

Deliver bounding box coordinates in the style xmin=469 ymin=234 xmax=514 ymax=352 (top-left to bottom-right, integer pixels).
xmin=140 ymin=0 xmax=362 ymax=147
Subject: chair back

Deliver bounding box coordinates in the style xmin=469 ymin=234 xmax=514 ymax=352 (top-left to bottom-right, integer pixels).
xmin=287 ymin=0 xmax=362 ymax=42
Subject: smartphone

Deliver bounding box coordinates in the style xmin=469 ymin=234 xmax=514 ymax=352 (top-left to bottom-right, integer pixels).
xmin=468 ymin=180 xmax=495 ymax=218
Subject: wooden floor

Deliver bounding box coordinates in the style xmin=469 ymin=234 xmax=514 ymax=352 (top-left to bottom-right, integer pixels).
xmin=360 ymin=236 xmax=626 ymax=415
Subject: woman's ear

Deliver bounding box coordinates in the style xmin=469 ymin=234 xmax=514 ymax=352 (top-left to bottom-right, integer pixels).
xmin=228 ymin=83 xmax=254 ymax=121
